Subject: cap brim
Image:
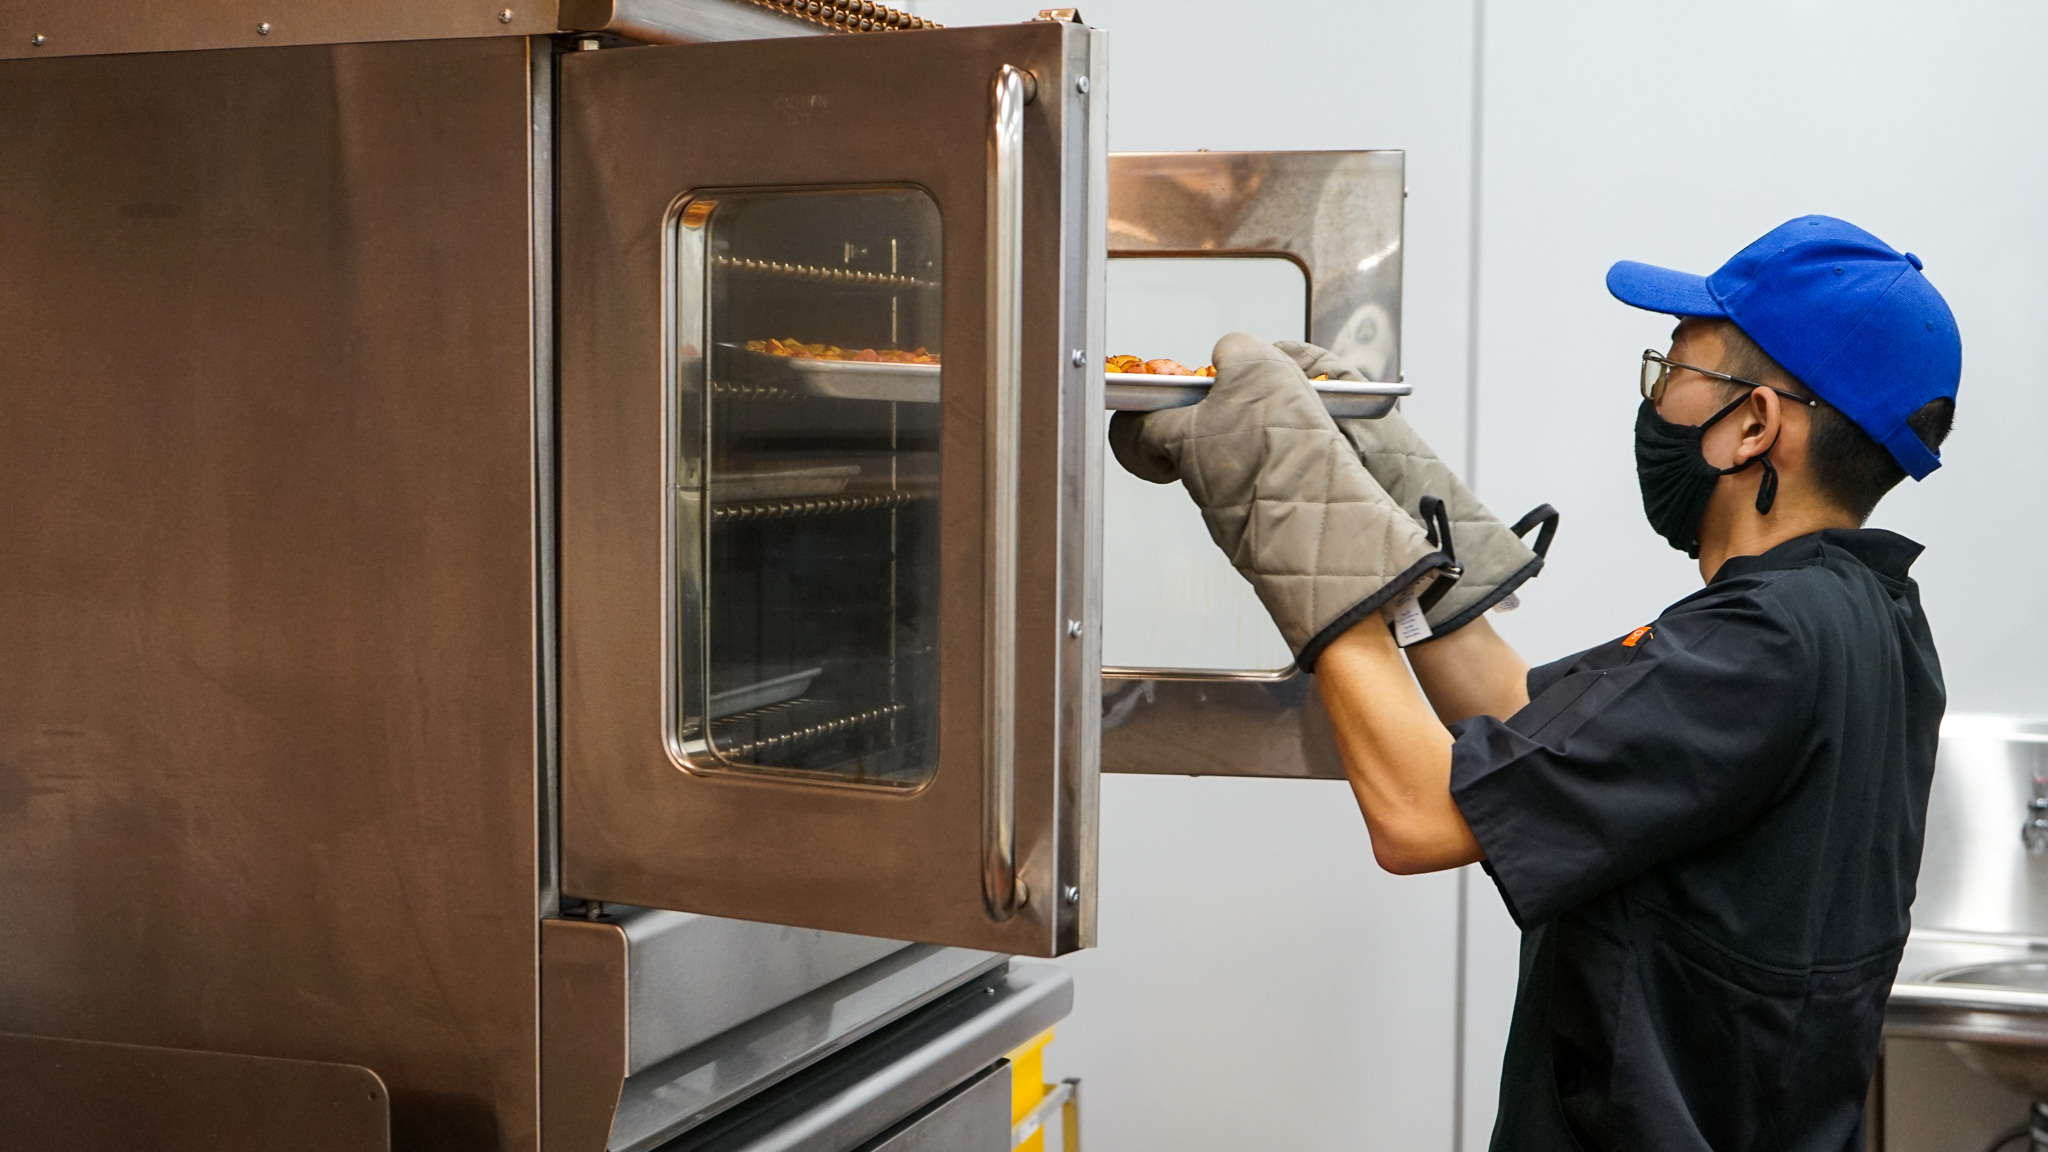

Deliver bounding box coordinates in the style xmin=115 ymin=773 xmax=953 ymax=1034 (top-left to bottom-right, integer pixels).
xmin=1606 ymin=260 xmax=1726 ymax=318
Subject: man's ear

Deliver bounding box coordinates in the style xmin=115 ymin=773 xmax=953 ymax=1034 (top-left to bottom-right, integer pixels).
xmin=1732 ymin=388 xmax=1781 ymax=466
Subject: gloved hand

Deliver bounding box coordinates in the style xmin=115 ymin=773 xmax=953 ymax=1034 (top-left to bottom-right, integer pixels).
xmin=1276 ymin=340 xmax=1559 ymax=639
xmin=1109 ymin=332 xmax=1456 ymax=670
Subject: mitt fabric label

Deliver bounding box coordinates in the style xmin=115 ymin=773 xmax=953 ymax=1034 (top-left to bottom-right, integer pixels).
xmin=1385 ymin=584 xmax=1433 ymax=647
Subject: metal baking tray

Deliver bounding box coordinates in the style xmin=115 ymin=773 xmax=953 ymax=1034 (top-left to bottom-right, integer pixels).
xmin=711 ymin=465 xmax=859 ymax=502
xmin=708 ymin=666 xmax=822 ymax=719
xmin=719 ymin=345 xmax=940 ymax=404
xmin=1104 ymin=372 xmax=1410 ymax=420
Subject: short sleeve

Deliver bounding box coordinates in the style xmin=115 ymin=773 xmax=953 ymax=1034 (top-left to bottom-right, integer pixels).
xmin=1450 ymin=591 xmax=1815 ymax=927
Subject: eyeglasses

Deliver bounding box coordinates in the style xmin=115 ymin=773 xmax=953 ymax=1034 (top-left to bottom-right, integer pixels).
xmin=1640 ymin=349 xmax=1819 ymax=407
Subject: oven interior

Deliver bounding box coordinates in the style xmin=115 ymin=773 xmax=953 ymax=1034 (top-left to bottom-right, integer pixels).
xmin=675 ymin=188 xmax=945 ymax=788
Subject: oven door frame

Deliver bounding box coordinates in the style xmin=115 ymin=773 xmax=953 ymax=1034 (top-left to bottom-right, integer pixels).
xmin=558 ymin=22 xmax=1104 ymax=956
xmin=1098 ymin=150 xmax=1406 ymax=782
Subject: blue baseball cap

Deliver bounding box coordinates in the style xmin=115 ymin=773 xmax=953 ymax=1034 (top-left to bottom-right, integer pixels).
xmin=1607 ymin=215 xmax=1961 ymax=479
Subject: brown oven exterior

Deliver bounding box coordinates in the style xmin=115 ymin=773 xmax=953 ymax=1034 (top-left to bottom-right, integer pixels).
xmin=0 ymin=34 xmax=547 ymax=1148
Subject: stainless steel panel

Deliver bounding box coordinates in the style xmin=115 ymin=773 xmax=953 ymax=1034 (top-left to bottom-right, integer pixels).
xmin=649 ymin=961 xmax=1071 ymax=1152
xmin=0 ymin=0 xmax=561 ymax=60
xmin=1101 ymin=675 xmax=1345 ymax=780
xmin=609 ymin=947 xmax=1008 ymax=1151
xmin=0 ymin=37 xmax=543 ymax=1147
xmin=0 ymin=1032 xmax=390 ymax=1152
xmin=863 ymin=1063 xmax=1010 ymax=1152
xmin=545 ymin=918 xmax=632 ymax=1152
xmin=0 ymin=0 xmax=932 ymax=61
xmin=1058 ymin=25 xmax=1109 ymax=950
xmin=1912 ymin=717 xmax=2048 ymax=936
xmin=1098 ymin=150 xmax=1405 ymax=780
xmin=559 ymin=23 xmax=1099 ymax=955
xmin=615 ymin=907 xmax=908 ymax=1075
xmin=1106 ymin=150 xmax=1406 ymax=381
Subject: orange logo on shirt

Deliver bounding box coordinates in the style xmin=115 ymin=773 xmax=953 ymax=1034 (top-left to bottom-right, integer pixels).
xmin=1622 ymin=625 xmax=1653 ymax=648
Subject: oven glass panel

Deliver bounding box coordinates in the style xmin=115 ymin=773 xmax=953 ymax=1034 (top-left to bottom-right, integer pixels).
xmin=672 ymin=189 xmax=943 ymax=787
xmin=1102 ymin=256 xmax=1304 ymax=673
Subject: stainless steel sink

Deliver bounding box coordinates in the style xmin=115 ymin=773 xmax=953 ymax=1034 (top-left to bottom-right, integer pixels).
xmin=1893 ymin=932 xmax=2048 ymax=1100
xmin=1932 ymin=962 xmax=2048 ymax=994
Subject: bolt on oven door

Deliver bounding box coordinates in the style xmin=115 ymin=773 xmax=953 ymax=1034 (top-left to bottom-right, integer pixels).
xmin=559 ymin=23 xmax=1104 ymax=957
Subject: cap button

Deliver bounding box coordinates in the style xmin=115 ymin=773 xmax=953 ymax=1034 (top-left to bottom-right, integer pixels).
xmin=1904 ymin=251 xmax=1924 ymax=271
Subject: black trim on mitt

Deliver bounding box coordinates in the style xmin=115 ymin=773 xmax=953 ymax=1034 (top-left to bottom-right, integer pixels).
xmin=1296 ymin=550 xmax=1455 ymax=674
xmin=1419 ymin=503 xmax=1562 ymax=641
xmin=1420 ymin=554 xmax=1545 ymax=640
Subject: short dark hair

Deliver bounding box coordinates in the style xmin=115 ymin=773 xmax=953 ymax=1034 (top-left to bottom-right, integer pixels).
xmin=1712 ymin=321 xmax=1954 ymax=523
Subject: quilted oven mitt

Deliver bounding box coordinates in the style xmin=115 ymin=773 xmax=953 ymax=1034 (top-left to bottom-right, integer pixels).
xmin=1109 ymin=332 xmax=1456 ymax=669
xmin=1277 ymin=340 xmax=1559 ymax=638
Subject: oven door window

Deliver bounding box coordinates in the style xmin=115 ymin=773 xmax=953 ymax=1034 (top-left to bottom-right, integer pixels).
xmin=1102 ymin=256 xmax=1305 ymax=674
xmin=672 ymin=189 xmax=943 ymax=787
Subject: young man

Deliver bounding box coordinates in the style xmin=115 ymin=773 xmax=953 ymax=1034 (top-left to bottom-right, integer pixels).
xmin=1111 ymin=215 xmax=1959 ymax=1149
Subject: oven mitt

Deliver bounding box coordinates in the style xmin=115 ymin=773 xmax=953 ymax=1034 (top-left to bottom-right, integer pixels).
xmin=1108 ymin=332 xmax=1456 ymax=670
xmin=1277 ymin=340 xmax=1560 ymax=639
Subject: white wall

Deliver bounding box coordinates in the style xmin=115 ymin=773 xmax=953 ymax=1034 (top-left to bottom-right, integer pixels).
xmin=912 ymin=1 xmax=2048 ymax=1148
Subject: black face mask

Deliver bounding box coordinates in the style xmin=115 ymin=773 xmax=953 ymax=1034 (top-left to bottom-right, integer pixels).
xmin=1634 ymin=395 xmax=1779 ymax=558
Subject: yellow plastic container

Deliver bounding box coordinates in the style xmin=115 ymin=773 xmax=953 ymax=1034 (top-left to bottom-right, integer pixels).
xmin=1007 ymin=1028 xmax=1057 ymax=1152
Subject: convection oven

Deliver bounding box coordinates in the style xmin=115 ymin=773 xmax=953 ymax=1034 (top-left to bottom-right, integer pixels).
xmin=0 ymin=4 xmax=1411 ymax=1147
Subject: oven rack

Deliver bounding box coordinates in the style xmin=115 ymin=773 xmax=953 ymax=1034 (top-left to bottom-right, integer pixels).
xmin=710 ymin=699 xmax=908 ymax=760
xmin=713 ymin=491 xmax=923 ymax=523
xmin=711 ymin=381 xmax=801 ymax=401
xmin=713 ymin=255 xmax=939 ymax=291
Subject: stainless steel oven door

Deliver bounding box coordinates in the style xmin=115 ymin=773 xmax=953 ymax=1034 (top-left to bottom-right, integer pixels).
xmin=1098 ymin=151 xmax=1405 ymax=781
xmin=559 ymin=22 xmax=1105 ymax=956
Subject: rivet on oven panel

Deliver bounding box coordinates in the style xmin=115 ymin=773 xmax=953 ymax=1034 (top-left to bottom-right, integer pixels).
xmin=29 ymin=33 xmax=44 ymax=46
xmin=1069 ymin=348 xmax=1084 ymax=366
xmin=1075 ymin=75 xmax=1090 ymax=94
xmin=499 ymin=8 xmax=514 ymax=22
xmin=257 ymin=21 xmax=271 ymax=34
xmin=1066 ymin=619 xmax=1083 ymax=638
xmin=1063 ymin=884 xmax=1080 ymax=904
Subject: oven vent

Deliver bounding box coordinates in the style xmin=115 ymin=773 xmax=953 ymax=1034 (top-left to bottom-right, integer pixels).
xmin=743 ymin=0 xmax=941 ymax=32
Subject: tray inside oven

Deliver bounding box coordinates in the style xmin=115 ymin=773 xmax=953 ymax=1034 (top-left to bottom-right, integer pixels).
xmin=708 ymin=665 xmax=824 ymax=721
xmin=717 ymin=344 xmax=940 ymax=404
xmin=1104 ymin=371 xmax=1410 ymax=420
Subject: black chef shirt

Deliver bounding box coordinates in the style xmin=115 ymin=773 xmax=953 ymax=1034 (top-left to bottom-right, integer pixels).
xmin=1449 ymin=529 xmax=1943 ymax=1152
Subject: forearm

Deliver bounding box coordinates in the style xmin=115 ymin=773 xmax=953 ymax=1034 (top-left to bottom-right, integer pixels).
xmin=1316 ymin=619 xmax=1484 ymax=874
xmin=1404 ymin=616 xmax=1532 ymax=725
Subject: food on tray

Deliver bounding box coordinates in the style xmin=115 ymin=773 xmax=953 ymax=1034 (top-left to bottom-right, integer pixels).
xmin=746 ymin=338 xmax=938 ymax=365
xmin=1105 ymin=353 xmax=1216 ymax=377
xmin=1103 ymin=354 xmax=1331 ymax=380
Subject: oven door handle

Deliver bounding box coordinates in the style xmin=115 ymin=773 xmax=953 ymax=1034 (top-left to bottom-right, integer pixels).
xmin=982 ymin=63 xmax=1036 ymax=922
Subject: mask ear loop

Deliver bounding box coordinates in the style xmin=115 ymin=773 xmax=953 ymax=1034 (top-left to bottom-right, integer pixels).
xmin=1699 ymin=391 xmax=1783 ymax=516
